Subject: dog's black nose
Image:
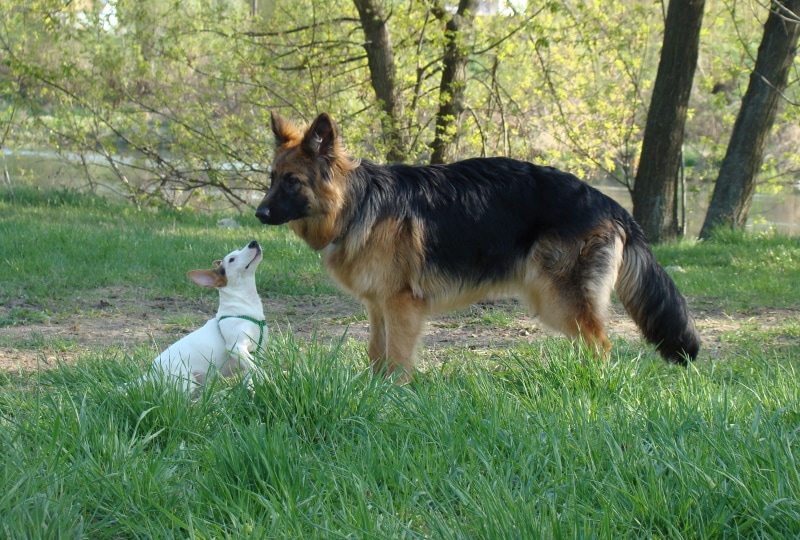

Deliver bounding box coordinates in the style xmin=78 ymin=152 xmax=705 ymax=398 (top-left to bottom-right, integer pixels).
xmin=248 ymin=240 xmax=259 ymax=249
xmin=255 ymin=208 xmax=269 ymax=223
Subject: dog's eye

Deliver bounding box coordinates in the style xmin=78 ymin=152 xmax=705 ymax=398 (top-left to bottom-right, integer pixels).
xmin=285 ymin=175 xmax=299 ymax=186
xmin=228 ymin=257 xmax=235 ymax=263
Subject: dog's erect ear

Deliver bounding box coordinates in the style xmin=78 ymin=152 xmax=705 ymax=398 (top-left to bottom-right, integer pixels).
xmin=302 ymin=113 xmax=338 ymax=163
xmin=212 ymin=259 xmax=222 ymax=267
xmin=187 ymin=269 xmax=226 ymax=289
xmin=271 ymin=111 xmax=301 ymax=148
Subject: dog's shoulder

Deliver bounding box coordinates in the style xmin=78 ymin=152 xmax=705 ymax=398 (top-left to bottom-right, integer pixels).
xmin=217 ymin=314 xmax=267 ymax=349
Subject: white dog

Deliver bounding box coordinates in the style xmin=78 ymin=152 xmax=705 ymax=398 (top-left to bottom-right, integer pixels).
xmin=138 ymin=240 xmax=267 ymax=393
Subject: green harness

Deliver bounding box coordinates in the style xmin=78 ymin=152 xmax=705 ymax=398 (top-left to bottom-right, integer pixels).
xmin=217 ymin=315 xmax=267 ymax=350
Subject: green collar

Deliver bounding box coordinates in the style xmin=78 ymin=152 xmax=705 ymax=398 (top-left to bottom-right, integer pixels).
xmin=217 ymin=315 xmax=267 ymax=350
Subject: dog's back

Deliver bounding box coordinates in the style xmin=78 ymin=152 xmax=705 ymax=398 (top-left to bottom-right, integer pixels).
xmin=149 ymin=319 xmax=229 ymax=391
xmin=367 ymin=158 xmax=625 ymax=286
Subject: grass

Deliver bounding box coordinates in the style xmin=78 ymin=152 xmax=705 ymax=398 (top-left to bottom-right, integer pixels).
xmin=0 ymin=187 xmax=338 ymax=305
xmin=1 ymin=187 xmax=800 ymax=538
xmin=655 ymin=229 xmax=800 ymax=310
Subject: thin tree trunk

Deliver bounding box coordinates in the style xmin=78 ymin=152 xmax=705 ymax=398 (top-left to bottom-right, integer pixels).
xmin=353 ymin=0 xmax=408 ymax=163
xmin=632 ymin=0 xmax=705 ymax=243
xmin=430 ymin=0 xmax=479 ymax=165
xmin=699 ymin=0 xmax=800 ymax=239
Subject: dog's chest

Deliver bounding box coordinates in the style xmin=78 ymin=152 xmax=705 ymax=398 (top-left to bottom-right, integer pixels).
xmin=323 ymin=240 xmax=398 ymax=297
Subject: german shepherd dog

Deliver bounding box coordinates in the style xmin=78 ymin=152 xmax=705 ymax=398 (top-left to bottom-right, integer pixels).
xmin=256 ymin=112 xmax=700 ymax=383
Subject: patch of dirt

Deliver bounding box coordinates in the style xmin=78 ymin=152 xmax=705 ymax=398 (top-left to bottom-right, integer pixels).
xmin=0 ymin=289 xmax=796 ymax=373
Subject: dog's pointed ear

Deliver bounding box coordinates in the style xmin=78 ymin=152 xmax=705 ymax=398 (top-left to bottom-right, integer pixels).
xmin=187 ymin=269 xmax=226 ymax=289
xmin=302 ymin=113 xmax=338 ymax=163
xmin=271 ymin=111 xmax=301 ymax=148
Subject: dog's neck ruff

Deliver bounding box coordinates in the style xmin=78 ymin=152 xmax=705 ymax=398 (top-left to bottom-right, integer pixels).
xmin=217 ymin=315 xmax=267 ymax=349
xmin=332 ymin=225 xmax=349 ymax=245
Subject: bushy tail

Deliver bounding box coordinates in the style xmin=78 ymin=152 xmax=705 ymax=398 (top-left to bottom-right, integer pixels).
xmin=615 ymin=222 xmax=701 ymax=364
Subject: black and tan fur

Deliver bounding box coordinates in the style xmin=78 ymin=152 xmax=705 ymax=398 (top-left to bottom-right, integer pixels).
xmin=256 ymin=112 xmax=700 ymax=382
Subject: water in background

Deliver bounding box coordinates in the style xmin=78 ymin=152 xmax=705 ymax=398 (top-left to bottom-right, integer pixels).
xmin=3 ymin=148 xmax=799 ymax=237
xmin=598 ymin=185 xmax=800 ymax=238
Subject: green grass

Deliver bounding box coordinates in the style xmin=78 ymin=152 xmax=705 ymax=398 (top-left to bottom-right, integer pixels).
xmin=1 ymin=187 xmax=800 ymax=538
xmin=0 ymin=306 xmax=52 ymax=328
xmin=0 ymin=187 xmax=338 ymax=305
xmin=0 ymin=330 xmax=78 ymax=353
xmin=654 ymin=230 xmax=800 ymax=310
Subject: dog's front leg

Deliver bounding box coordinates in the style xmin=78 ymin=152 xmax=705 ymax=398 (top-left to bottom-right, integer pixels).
xmin=381 ymin=290 xmax=427 ymax=384
xmin=237 ymin=348 xmax=257 ymax=372
xmin=227 ymin=343 xmax=259 ymax=392
xmin=222 ymin=335 xmax=258 ymax=381
xmin=364 ymin=299 xmax=388 ymax=375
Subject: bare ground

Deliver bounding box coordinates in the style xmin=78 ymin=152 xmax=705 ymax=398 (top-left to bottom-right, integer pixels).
xmin=1 ymin=289 xmax=796 ymax=373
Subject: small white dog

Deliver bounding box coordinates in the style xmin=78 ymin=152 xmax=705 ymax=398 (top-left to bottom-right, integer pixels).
xmin=138 ymin=240 xmax=267 ymax=393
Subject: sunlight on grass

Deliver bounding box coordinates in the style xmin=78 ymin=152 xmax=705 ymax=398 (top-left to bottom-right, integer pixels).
xmin=2 ymin=188 xmax=800 ymax=537
xmin=1 ymin=334 xmax=798 ymax=537
xmin=0 ymin=187 xmax=337 ymax=306
xmin=654 ymin=230 xmax=800 ymax=310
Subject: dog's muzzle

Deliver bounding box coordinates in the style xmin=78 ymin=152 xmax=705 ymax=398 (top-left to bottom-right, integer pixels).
xmin=255 ymin=193 xmax=308 ymax=225
xmin=254 ymin=207 xmax=271 ymax=224
xmin=255 ymin=205 xmax=292 ymax=226
xmin=245 ymin=240 xmax=262 ymax=269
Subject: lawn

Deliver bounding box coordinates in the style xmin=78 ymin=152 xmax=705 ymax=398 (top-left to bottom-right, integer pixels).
xmin=1 ymin=188 xmax=799 ymax=538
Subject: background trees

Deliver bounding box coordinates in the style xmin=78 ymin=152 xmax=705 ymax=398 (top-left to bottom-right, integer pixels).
xmin=429 ymin=0 xmax=480 ymax=164
xmin=699 ymin=0 xmax=800 ymax=238
xmin=631 ymin=0 xmax=705 ymax=243
xmin=353 ymin=0 xmax=407 ymax=162
xmin=1 ymin=0 xmax=798 ymax=240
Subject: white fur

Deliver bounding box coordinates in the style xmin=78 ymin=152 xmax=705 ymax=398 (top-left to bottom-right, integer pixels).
xmin=138 ymin=240 xmax=267 ymax=393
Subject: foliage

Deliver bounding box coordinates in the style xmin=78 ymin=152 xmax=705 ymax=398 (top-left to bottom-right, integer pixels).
xmin=0 ymin=0 xmax=798 ymax=209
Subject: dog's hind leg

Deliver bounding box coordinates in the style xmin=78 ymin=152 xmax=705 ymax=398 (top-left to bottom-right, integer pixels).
xmin=526 ymin=230 xmax=621 ymax=359
xmin=570 ymin=233 xmax=623 ymax=358
xmin=571 ymin=310 xmax=612 ymax=358
xmin=525 ymin=278 xmax=613 ymax=359
xmin=371 ymin=290 xmax=427 ymax=384
xmin=231 ymin=347 xmax=258 ymax=380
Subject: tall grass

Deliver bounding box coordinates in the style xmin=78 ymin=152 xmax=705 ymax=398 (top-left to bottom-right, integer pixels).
xmin=1 ymin=337 xmax=799 ymax=537
xmin=1 ymin=188 xmax=799 ymax=537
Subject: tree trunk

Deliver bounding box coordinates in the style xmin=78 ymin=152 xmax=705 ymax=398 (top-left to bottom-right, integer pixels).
xmin=699 ymin=0 xmax=800 ymax=239
xmin=632 ymin=0 xmax=705 ymax=243
xmin=430 ymin=0 xmax=480 ymax=165
xmin=353 ymin=0 xmax=408 ymax=163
